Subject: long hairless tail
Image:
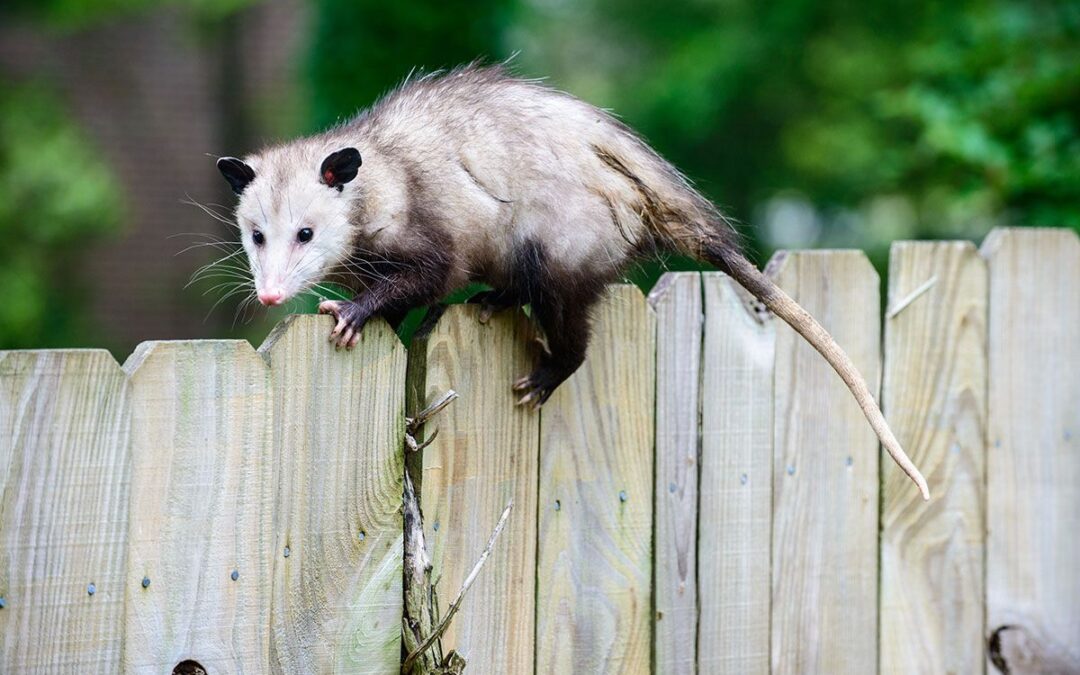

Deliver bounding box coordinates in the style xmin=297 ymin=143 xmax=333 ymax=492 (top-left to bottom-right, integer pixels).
xmin=712 ymin=245 xmax=930 ymax=500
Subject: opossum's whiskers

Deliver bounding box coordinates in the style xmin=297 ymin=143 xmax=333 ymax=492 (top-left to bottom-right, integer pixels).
xmin=173 ymin=240 xmax=241 ymax=256
xmin=253 ymin=191 xmax=271 ymax=229
xmin=186 ymin=269 xmax=250 ymax=291
xmin=201 ymin=279 xmax=252 ymax=297
xmin=292 ymin=193 xmax=319 ymax=231
xmin=204 ymin=283 xmax=255 ymax=322
xmin=315 ymin=283 xmax=350 ymax=300
xmin=233 ymin=292 xmax=262 ymax=328
xmin=186 ymin=253 xmax=250 ymax=289
xmin=349 ymin=246 xmax=409 ymax=269
xmin=180 ymin=195 xmax=239 ymax=229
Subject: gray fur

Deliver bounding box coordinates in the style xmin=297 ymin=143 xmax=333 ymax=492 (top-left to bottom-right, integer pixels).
xmin=220 ymin=62 xmax=929 ymax=498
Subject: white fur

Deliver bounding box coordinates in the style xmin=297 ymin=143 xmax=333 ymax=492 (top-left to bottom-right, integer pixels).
xmin=230 ymin=65 xmax=716 ymax=300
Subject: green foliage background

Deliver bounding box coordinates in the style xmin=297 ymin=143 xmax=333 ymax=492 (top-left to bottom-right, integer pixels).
xmin=0 ymin=83 xmax=122 ymax=348
xmin=307 ymin=0 xmax=1080 ymax=273
xmin=2 ymin=0 xmax=1077 ymax=347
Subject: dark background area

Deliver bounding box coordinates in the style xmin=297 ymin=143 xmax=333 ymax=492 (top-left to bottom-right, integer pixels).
xmin=1 ymin=0 xmax=1077 ymax=355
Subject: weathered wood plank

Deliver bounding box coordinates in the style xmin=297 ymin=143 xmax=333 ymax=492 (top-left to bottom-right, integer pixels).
xmin=260 ymin=316 xmax=405 ymax=674
xmin=0 ymin=350 xmax=131 ymax=673
xmin=982 ymin=228 xmax=1080 ymax=673
xmin=648 ymin=272 xmax=701 ymax=675
xmin=410 ymin=305 xmax=539 ymax=672
xmin=698 ymin=272 xmax=774 ymax=674
xmin=122 ymin=340 xmax=273 ymax=673
xmin=880 ymin=241 xmax=987 ymax=674
xmin=769 ymin=251 xmax=880 ymax=674
xmin=535 ymin=284 xmax=656 ymax=675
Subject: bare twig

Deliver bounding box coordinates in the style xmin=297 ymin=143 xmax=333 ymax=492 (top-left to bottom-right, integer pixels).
xmin=402 ymin=499 xmax=514 ymax=673
xmin=406 ymin=390 xmax=458 ymax=435
xmin=402 ymin=469 xmax=434 ymax=667
xmin=886 ymin=276 xmax=937 ymax=319
xmin=405 ymin=427 xmax=440 ymax=454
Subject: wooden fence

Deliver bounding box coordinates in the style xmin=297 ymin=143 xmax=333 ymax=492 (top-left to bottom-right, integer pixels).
xmin=0 ymin=227 xmax=1076 ymax=674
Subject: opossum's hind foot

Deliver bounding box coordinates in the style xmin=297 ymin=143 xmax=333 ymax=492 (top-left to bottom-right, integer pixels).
xmin=512 ymin=367 xmax=565 ymax=410
xmin=511 ymin=352 xmax=585 ymax=410
xmin=467 ymin=289 xmax=518 ymax=324
xmin=318 ymin=299 xmax=370 ymax=350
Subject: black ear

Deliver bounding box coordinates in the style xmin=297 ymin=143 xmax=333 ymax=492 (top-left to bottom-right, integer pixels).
xmin=320 ymin=148 xmax=362 ymax=190
xmin=217 ymin=157 xmax=256 ymax=195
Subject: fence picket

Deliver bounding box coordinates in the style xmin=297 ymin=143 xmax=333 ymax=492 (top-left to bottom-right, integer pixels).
xmin=0 ymin=350 xmax=132 ymax=672
xmin=649 ymin=272 xmax=702 ymax=675
xmin=122 ymin=341 xmax=273 ymax=673
xmin=769 ymin=251 xmax=880 ymax=674
xmin=261 ymin=316 xmax=405 ymax=674
xmin=408 ymin=305 xmax=539 ymax=673
xmin=1 ymin=229 xmax=1078 ymax=673
xmin=698 ymin=272 xmax=774 ymax=674
xmin=535 ymin=284 xmax=656 ymax=675
xmin=880 ymin=242 xmax=988 ymax=674
xmin=983 ymin=228 xmax=1080 ymax=672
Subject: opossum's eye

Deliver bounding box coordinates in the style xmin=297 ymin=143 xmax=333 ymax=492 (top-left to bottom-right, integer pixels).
xmin=252 ymin=229 xmax=265 ymax=246
xmin=297 ymin=228 xmax=313 ymax=244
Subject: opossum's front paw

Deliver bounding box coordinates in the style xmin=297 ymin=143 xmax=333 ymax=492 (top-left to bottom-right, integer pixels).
xmin=512 ymin=370 xmax=558 ymax=410
xmin=318 ymin=300 xmax=370 ymax=350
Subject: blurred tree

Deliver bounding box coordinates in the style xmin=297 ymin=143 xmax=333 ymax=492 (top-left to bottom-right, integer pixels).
xmin=307 ymin=0 xmax=520 ymax=131
xmin=783 ymin=0 xmax=1080 ymax=235
xmin=0 ymin=82 xmax=122 ymax=348
xmin=4 ymin=0 xmax=255 ymax=28
xmin=515 ymin=0 xmax=1079 ymax=269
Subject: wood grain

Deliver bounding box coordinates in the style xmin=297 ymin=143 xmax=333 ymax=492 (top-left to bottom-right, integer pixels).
xmin=411 ymin=304 xmax=539 ymax=673
xmin=648 ymin=272 xmax=701 ymax=675
xmin=982 ymin=228 xmax=1080 ymax=673
xmin=535 ymin=284 xmax=656 ymax=675
xmin=698 ymin=272 xmax=774 ymax=674
xmin=880 ymin=242 xmax=987 ymax=674
xmin=769 ymin=251 xmax=880 ymax=674
xmin=260 ymin=315 xmax=405 ymax=674
xmin=122 ymin=340 xmax=273 ymax=674
xmin=0 ymin=350 xmax=132 ymax=672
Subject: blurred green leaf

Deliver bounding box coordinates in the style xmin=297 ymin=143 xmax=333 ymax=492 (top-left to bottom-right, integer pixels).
xmin=0 ymin=82 xmax=122 ymax=348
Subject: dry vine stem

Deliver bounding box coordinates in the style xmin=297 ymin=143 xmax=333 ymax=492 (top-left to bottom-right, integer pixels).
xmin=402 ymin=389 xmax=513 ymax=675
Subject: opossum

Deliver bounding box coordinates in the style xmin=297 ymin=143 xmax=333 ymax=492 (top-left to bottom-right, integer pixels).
xmin=216 ymin=63 xmax=929 ymax=499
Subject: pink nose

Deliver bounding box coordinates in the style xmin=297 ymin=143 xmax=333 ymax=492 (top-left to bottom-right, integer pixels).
xmin=258 ymin=289 xmax=285 ymax=306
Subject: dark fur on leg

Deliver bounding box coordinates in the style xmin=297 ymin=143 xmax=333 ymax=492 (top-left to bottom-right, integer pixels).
xmin=509 ymin=240 xmax=607 ymax=407
xmin=323 ymin=219 xmax=454 ymax=348
xmin=467 ymin=288 xmax=520 ymax=323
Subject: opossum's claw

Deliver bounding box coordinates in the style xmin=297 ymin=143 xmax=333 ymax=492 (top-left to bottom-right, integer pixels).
xmin=533 ymin=334 xmax=551 ymax=356
xmin=330 ymin=319 xmax=346 ymax=340
xmin=516 ymin=392 xmax=542 ymax=410
xmin=512 ymin=375 xmax=533 ymax=392
xmin=319 ymin=299 xmax=369 ymax=350
xmin=512 ymin=373 xmax=554 ymax=410
xmin=337 ymin=327 xmax=354 ymax=350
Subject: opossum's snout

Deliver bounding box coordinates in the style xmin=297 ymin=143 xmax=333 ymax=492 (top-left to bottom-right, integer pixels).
xmin=253 ymin=265 xmax=299 ymax=306
xmin=257 ymin=288 xmax=286 ymax=306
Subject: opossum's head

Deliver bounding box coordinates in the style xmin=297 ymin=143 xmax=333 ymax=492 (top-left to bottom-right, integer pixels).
xmin=216 ymin=147 xmax=362 ymax=306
